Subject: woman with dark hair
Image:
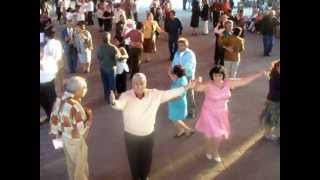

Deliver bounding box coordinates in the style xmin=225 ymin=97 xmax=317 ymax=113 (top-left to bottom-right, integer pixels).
xmin=124 ymin=21 xmax=144 ymax=79
xmin=40 ymin=10 xmax=53 ymax=36
xmin=115 ymin=14 xmax=126 ymax=47
xmin=103 ymin=4 xmax=114 ymax=32
xmin=190 ymin=0 xmax=201 ymax=35
xmin=194 ymin=65 xmax=264 ymax=162
xmin=260 ymin=60 xmax=280 ymax=142
xmin=168 ymin=65 xmax=195 ymax=137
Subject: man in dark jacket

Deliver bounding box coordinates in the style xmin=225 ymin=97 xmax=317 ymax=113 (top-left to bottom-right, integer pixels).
xmin=260 ymin=10 xmax=280 ymax=56
xmin=165 ymin=10 xmax=183 ymax=61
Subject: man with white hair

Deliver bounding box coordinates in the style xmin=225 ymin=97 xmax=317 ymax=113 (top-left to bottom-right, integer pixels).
xmin=50 ymin=76 xmax=92 ymax=180
xmin=110 ymin=73 xmax=197 ymax=180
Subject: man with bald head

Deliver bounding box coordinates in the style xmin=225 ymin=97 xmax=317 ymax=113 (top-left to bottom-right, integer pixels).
xmin=97 ymin=32 xmax=121 ymax=104
xmin=110 ymin=73 xmax=197 ymax=180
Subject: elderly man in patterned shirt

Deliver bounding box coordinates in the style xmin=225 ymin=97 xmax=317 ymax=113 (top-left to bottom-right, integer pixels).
xmin=49 ymin=76 xmax=92 ymax=180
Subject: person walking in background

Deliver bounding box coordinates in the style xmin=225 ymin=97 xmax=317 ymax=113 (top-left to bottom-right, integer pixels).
xmin=74 ymin=22 xmax=93 ymax=73
xmin=143 ymin=12 xmax=163 ymax=63
xmin=132 ymin=0 xmax=138 ymax=22
xmin=164 ymin=10 xmax=183 ymax=61
xmin=110 ymin=73 xmax=196 ymax=180
xmin=190 ymin=0 xmax=201 ymax=36
xmin=103 ymin=4 xmax=114 ymax=32
xmin=115 ymin=14 xmax=127 ymax=47
xmin=49 ymin=76 xmax=93 ymax=180
xmin=168 ymin=65 xmax=195 ymax=137
xmin=97 ymin=32 xmax=121 ymax=104
xmin=171 ymin=37 xmax=197 ymax=119
xmin=43 ymin=29 xmax=64 ymax=94
xmin=124 ymin=21 xmax=144 ymax=79
xmin=75 ymin=4 xmax=86 ymax=23
xmin=96 ymin=2 xmax=105 ymax=32
xmin=220 ymin=27 xmax=244 ymax=79
xmin=40 ymin=48 xmax=58 ymax=123
xmin=62 ymin=20 xmax=78 ymax=73
xmin=260 ymin=10 xmax=280 ymax=56
xmin=213 ymin=15 xmax=230 ymax=66
xmin=194 ymin=65 xmax=264 ymax=162
xmin=234 ymin=9 xmax=246 ymax=38
xmin=86 ymin=0 xmax=95 ymax=25
xmin=260 ymin=60 xmax=280 ymax=142
xmin=201 ymin=0 xmax=210 ymax=35
xmin=210 ymin=0 xmax=222 ymax=28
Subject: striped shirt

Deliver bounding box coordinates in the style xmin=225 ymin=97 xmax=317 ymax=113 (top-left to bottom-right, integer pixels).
xmin=50 ymin=96 xmax=89 ymax=140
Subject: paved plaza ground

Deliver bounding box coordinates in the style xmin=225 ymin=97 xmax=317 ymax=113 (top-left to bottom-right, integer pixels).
xmin=40 ymin=8 xmax=280 ymax=180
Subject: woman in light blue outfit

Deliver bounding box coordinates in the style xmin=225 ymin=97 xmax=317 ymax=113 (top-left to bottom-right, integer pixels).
xmin=168 ymin=65 xmax=195 ymax=137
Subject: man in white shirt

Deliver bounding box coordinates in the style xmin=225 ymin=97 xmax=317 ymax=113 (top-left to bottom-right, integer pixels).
xmin=43 ymin=30 xmax=64 ymax=94
xmin=110 ymin=73 xmax=196 ymax=180
xmin=113 ymin=3 xmax=126 ymax=24
xmin=40 ymin=48 xmax=58 ymax=123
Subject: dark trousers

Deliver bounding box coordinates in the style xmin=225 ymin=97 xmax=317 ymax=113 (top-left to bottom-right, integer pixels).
xmin=168 ymin=35 xmax=179 ymax=61
xmin=100 ymin=68 xmax=115 ymax=103
xmin=214 ymin=45 xmax=225 ymax=66
xmin=116 ymin=72 xmax=127 ymax=94
xmin=133 ymin=12 xmax=138 ymax=22
xmin=65 ymin=45 xmax=78 ymax=73
xmin=56 ymin=7 xmax=62 ymax=22
xmin=40 ymin=80 xmax=57 ymax=118
xmin=125 ymin=132 xmax=154 ymax=180
xmin=104 ymin=20 xmax=112 ymax=32
xmin=128 ymin=48 xmax=143 ymax=79
xmin=87 ymin=11 xmax=94 ymax=25
xmin=183 ymin=0 xmax=187 ymax=10
xmin=98 ymin=18 xmax=104 ymax=28
xmin=263 ymin=35 xmax=274 ymax=56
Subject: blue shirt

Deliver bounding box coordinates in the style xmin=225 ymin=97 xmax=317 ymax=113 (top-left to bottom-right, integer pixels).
xmin=171 ymin=48 xmax=197 ymax=79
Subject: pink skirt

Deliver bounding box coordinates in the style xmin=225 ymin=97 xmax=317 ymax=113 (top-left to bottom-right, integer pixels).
xmin=195 ymin=107 xmax=230 ymax=139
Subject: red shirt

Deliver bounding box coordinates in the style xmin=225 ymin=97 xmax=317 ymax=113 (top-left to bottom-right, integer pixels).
xmin=124 ymin=29 xmax=143 ymax=48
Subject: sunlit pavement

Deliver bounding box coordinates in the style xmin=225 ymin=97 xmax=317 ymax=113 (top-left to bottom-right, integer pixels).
xmin=40 ymin=6 xmax=280 ymax=180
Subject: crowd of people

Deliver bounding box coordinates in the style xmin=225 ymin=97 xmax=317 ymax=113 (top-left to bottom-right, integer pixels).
xmin=40 ymin=0 xmax=280 ymax=180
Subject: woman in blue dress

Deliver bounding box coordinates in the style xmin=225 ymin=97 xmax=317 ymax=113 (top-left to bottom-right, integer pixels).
xmin=168 ymin=65 xmax=195 ymax=137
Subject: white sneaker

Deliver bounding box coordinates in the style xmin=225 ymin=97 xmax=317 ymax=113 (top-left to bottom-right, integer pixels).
xmin=206 ymin=153 xmax=213 ymax=160
xmin=213 ymin=156 xmax=222 ymax=163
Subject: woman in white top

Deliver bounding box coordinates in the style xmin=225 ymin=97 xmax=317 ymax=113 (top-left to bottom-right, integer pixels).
xmin=75 ymin=4 xmax=86 ymax=22
xmin=115 ymin=46 xmax=129 ymax=96
xmin=74 ymin=22 xmax=93 ymax=73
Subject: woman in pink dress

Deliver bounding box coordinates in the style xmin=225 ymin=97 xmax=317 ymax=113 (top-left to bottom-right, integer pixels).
xmin=195 ymin=65 xmax=264 ymax=162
